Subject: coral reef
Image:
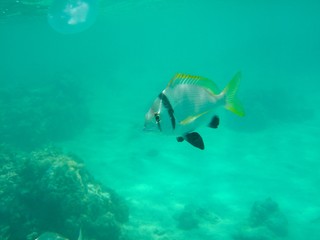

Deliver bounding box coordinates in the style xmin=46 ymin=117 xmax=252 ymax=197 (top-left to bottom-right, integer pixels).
xmin=0 ymin=146 xmax=128 ymax=240
xmin=0 ymin=72 xmax=90 ymax=150
xmin=233 ymin=198 xmax=288 ymax=240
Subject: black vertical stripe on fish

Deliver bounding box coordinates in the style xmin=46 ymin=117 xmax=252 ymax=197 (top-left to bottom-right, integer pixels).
xmin=158 ymin=92 xmax=176 ymax=130
xmin=167 ymin=108 xmax=175 ymax=129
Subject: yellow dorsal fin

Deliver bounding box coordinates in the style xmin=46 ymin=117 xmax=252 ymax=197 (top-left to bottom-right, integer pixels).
xmin=167 ymin=73 xmax=220 ymax=95
xmin=180 ymin=111 xmax=210 ymax=125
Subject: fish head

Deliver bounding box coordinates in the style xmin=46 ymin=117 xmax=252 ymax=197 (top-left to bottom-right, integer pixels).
xmin=144 ymin=98 xmax=162 ymax=132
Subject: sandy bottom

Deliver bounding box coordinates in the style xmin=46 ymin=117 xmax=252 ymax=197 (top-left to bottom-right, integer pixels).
xmin=59 ymin=88 xmax=320 ymax=240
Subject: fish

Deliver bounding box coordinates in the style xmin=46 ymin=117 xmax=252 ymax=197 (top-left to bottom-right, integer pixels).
xmin=35 ymin=228 xmax=82 ymax=240
xmin=144 ymin=72 xmax=245 ymax=150
xmin=35 ymin=232 xmax=68 ymax=240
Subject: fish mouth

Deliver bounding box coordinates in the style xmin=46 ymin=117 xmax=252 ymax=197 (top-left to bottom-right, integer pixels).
xmin=143 ymin=127 xmax=152 ymax=132
xmin=143 ymin=126 xmax=157 ymax=132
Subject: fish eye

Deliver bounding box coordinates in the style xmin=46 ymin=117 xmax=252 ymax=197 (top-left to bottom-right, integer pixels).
xmin=154 ymin=113 xmax=162 ymax=132
xmin=154 ymin=113 xmax=160 ymax=123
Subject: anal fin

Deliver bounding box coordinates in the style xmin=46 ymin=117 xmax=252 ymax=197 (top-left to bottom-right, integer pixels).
xmin=208 ymin=115 xmax=219 ymax=128
xmin=185 ymin=132 xmax=205 ymax=150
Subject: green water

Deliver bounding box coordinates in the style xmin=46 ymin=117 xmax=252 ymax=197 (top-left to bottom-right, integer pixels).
xmin=1 ymin=0 xmax=320 ymax=239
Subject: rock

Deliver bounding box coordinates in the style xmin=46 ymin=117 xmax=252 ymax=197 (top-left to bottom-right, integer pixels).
xmin=233 ymin=198 xmax=288 ymax=240
xmin=174 ymin=204 xmax=220 ymax=231
xmin=249 ymin=198 xmax=288 ymax=237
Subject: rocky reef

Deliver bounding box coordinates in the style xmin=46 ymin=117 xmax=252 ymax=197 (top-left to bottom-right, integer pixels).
xmin=233 ymin=198 xmax=288 ymax=240
xmin=0 ymin=146 xmax=128 ymax=240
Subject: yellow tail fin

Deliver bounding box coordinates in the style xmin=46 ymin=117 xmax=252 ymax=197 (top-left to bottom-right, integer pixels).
xmin=223 ymin=72 xmax=245 ymax=117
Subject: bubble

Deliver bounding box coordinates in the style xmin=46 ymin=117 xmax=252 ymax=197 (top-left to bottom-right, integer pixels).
xmin=48 ymin=0 xmax=98 ymax=34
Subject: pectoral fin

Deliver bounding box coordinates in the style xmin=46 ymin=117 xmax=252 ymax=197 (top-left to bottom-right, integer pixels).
xmin=180 ymin=111 xmax=210 ymax=125
xmin=184 ymin=132 xmax=205 ymax=150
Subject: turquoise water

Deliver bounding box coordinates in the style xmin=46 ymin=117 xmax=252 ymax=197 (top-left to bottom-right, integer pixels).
xmin=1 ymin=0 xmax=320 ymax=239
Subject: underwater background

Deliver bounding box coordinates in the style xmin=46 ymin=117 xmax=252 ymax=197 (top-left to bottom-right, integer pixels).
xmin=1 ymin=0 xmax=320 ymax=239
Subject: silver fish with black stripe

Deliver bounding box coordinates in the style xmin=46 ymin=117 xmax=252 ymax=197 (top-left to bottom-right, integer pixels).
xmin=144 ymin=72 xmax=245 ymax=150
